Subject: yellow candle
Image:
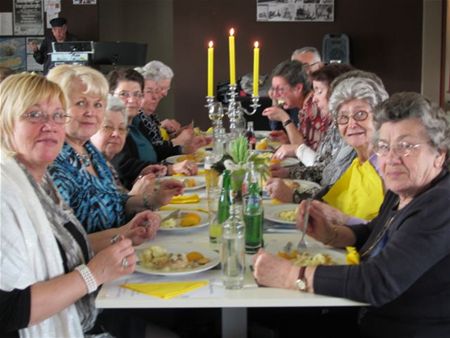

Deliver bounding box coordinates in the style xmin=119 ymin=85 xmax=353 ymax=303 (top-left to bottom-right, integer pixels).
xmin=207 ymin=41 xmax=214 ymax=97
xmin=253 ymin=41 xmax=260 ymax=97
xmin=228 ymin=28 xmax=236 ymax=85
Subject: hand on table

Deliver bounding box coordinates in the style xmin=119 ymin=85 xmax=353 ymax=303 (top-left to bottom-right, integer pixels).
xmin=273 ymin=144 xmax=298 ymax=159
xmin=269 ymin=163 xmax=289 ymax=178
xmin=265 ymin=177 xmax=294 ymax=203
xmin=169 ymin=160 xmax=198 ymax=176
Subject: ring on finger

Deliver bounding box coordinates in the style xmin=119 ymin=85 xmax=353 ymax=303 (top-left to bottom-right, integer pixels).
xmin=121 ymin=257 xmax=129 ymax=268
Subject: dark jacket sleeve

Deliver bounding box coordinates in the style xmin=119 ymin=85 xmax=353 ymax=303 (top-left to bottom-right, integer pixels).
xmin=154 ymin=142 xmax=182 ymax=162
xmin=0 ymin=287 xmax=31 ymax=335
xmin=110 ymin=136 xmax=152 ymax=190
xmin=32 ymin=38 xmax=48 ymax=64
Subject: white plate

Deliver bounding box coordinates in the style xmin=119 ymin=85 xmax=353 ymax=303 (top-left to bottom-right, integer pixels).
xmin=264 ymin=203 xmax=299 ymax=225
xmin=268 ymin=244 xmax=347 ymax=266
xmin=284 ymin=179 xmax=321 ymax=194
xmin=157 ymin=210 xmax=208 ymax=232
xmin=165 ymin=150 xmax=209 ymax=165
xmin=161 ymin=175 xmax=206 ymax=191
xmin=280 ymin=157 xmax=299 ymax=167
xmin=136 ymin=244 xmax=220 ymax=276
xmin=255 ymin=130 xmax=271 ymax=139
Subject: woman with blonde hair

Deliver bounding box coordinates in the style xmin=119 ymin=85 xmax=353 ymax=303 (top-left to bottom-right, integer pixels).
xmin=0 ymin=73 xmax=159 ymax=337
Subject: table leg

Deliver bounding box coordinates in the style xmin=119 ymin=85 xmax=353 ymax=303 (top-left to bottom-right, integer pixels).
xmin=222 ymin=308 xmax=247 ymax=338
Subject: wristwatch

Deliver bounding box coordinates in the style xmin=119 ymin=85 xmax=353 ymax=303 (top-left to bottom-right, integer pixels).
xmin=295 ymin=266 xmax=307 ymax=291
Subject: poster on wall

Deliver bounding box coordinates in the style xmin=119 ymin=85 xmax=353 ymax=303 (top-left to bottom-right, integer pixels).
xmin=73 ymin=0 xmax=97 ymax=4
xmin=13 ymin=0 xmax=44 ymax=36
xmin=257 ymin=0 xmax=334 ymax=22
xmin=26 ymin=36 xmax=44 ymax=72
xmin=0 ymin=37 xmax=27 ymax=72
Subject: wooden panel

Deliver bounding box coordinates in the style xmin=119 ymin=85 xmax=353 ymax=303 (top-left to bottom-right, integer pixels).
xmin=173 ymin=0 xmax=422 ymax=129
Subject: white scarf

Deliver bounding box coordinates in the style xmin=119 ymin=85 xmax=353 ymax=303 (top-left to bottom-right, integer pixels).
xmin=0 ymin=152 xmax=84 ymax=338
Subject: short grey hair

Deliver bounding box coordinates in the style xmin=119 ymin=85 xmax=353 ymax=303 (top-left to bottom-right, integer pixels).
xmin=291 ymin=47 xmax=321 ymax=62
xmin=374 ymin=92 xmax=450 ymax=165
xmin=329 ymin=76 xmax=389 ymax=118
xmin=105 ymin=94 xmax=127 ymax=123
xmin=137 ymin=60 xmax=174 ymax=82
xmin=271 ymin=60 xmax=310 ymax=95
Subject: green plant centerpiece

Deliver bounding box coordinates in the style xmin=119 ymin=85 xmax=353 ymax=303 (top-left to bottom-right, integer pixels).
xmin=213 ymin=136 xmax=269 ymax=202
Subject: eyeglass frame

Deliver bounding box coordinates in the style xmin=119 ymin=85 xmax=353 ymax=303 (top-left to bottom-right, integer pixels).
xmin=101 ymin=125 xmax=129 ymax=136
xmin=374 ymin=141 xmax=424 ymax=158
xmin=114 ymin=91 xmax=144 ymax=99
xmin=21 ymin=110 xmax=71 ymax=125
xmin=268 ymin=85 xmax=292 ymax=95
xmin=336 ymin=110 xmax=369 ymax=125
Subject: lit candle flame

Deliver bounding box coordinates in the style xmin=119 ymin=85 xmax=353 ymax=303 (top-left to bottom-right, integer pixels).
xmin=208 ymin=41 xmax=213 ymax=48
xmin=254 ymin=41 xmax=259 ymax=48
xmin=229 ymin=28 xmax=235 ymax=36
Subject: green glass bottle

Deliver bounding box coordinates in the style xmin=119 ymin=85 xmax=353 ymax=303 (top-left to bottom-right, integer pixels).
xmin=209 ymin=169 xmax=231 ymax=243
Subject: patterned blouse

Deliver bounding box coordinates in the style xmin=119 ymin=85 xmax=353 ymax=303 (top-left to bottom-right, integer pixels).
xmin=49 ymin=141 xmax=128 ymax=233
xmin=298 ymin=93 xmax=332 ymax=151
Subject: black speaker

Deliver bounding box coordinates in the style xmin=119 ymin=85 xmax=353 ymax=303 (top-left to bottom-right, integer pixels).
xmin=322 ymin=33 xmax=350 ymax=64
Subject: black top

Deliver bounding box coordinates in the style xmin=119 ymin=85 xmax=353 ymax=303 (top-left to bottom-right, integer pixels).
xmin=314 ymin=169 xmax=450 ymax=337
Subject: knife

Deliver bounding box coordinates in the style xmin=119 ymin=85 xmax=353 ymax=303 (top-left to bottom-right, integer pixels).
xmin=161 ymin=209 xmax=181 ymax=222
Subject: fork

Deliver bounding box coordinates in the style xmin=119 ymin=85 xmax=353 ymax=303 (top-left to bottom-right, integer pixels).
xmin=297 ymin=198 xmax=312 ymax=250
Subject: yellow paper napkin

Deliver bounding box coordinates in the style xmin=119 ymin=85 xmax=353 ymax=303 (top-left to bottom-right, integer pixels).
xmin=160 ymin=206 xmax=209 ymax=214
xmin=271 ymin=198 xmax=282 ymax=205
xmin=121 ymin=281 xmax=208 ymax=299
xmin=169 ymin=194 xmax=200 ymax=204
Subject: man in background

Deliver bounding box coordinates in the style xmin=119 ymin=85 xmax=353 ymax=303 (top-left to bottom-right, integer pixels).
xmin=30 ymin=17 xmax=77 ymax=74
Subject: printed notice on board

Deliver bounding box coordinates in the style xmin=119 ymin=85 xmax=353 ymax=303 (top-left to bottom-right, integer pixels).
xmin=13 ymin=0 xmax=44 ymax=36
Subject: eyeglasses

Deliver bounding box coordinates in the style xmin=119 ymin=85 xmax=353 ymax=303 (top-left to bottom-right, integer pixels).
xmin=144 ymin=88 xmax=161 ymax=95
xmin=101 ymin=125 xmax=128 ymax=135
xmin=115 ymin=91 xmax=143 ymax=99
xmin=21 ymin=111 xmax=70 ymax=125
xmin=375 ymin=141 xmax=422 ymax=157
xmin=269 ymin=85 xmax=291 ymax=95
xmin=336 ymin=110 xmax=369 ymax=125
xmin=303 ymin=61 xmax=320 ymax=70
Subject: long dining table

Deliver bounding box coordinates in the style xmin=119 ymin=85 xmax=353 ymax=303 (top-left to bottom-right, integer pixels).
xmin=95 ymin=176 xmax=366 ymax=337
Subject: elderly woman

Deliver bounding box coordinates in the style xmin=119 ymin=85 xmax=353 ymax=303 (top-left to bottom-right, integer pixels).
xmin=0 ymin=73 xmax=159 ymax=337
xmin=254 ymin=92 xmax=450 ymax=337
xmin=108 ymin=68 xmax=198 ymax=189
xmin=47 ymin=65 xmax=181 ymax=233
xmin=268 ymin=76 xmax=387 ymax=223
xmin=90 ymin=95 xmax=182 ymax=208
xmin=135 ymin=61 xmax=210 ymax=160
xmin=267 ymin=64 xmax=355 ymax=203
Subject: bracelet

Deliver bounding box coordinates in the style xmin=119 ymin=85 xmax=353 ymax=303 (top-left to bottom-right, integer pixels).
xmin=110 ymin=234 xmax=121 ymax=244
xmin=283 ymin=119 xmax=293 ymax=127
xmin=75 ymin=264 xmax=98 ymax=294
xmin=323 ymin=226 xmax=338 ymax=246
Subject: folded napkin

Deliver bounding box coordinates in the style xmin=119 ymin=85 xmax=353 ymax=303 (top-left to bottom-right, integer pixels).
xmin=121 ymin=280 xmax=208 ymax=299
xmin=160 ymin=206 xmax=209 ymax=213
xmin=169 ymin=194 xmax=200 ymax=204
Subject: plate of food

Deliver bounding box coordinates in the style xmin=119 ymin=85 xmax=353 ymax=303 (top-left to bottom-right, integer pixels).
xmin=264 ymin=203 xmax=299 ymax=225
xmin=275 ymin=247 xmax=346 ymax=267
xmin=283 ymin=179 xmax=321 ymax=194
xmin=165 ymin=150 xmax=208 ymax=164
xmin=136 ymin=244 xmax=220 ymax=276
xmin=157 ymin=210 xmax=208 ymax=232
xmin=161 ymin=175 xmax=206 ymax=191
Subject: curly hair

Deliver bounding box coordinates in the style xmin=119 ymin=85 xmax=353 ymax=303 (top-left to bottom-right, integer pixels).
xmin=374 ymin=92 xmax=450 ymax=165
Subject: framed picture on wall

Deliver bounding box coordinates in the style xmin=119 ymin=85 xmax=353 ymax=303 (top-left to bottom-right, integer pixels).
xmin=257 ymin=0 xmax=334 ymax=22
xmin=0 ymin=37 xmax=27 ymax=72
